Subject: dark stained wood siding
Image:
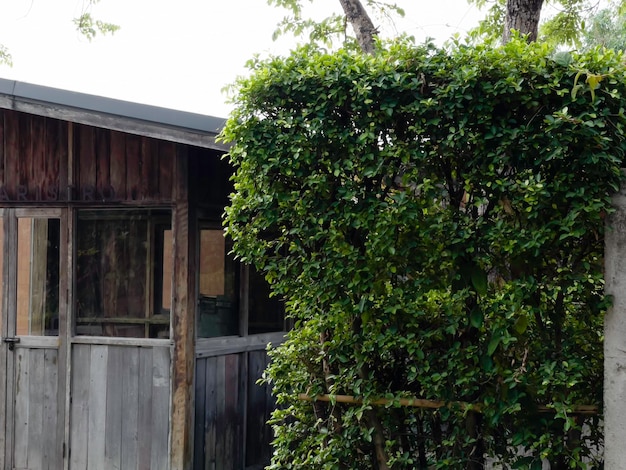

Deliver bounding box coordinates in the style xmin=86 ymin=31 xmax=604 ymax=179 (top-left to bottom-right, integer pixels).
xmin=73 ymin=123 xmax=177 ymax=203
xmin=194 ymin=349 xmax=275 ymax=470
xmin=0 ymin=109 xmax=67 ymax=202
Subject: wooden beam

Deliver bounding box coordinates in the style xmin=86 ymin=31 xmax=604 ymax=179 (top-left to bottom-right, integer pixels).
xmin=170 ymin=144 xmax=196 ymax=470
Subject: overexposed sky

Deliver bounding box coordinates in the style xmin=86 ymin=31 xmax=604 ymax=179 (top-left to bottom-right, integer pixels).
xmin=0 ymin=0 xmax=485 ymax=118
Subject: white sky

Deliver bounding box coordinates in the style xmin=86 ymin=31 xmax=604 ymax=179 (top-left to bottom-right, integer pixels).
xmin=0 ymin=0 xmax=485 ymax=118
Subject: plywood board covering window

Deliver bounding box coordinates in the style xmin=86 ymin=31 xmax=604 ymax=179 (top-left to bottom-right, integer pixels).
xmin=197 ymin=229 xmax=238 ymax=338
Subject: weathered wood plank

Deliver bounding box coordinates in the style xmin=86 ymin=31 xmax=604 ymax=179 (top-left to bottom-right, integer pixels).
xmin=87 ymin=345 xmax=108 ymax=470
xmin=77 ymin=124 xmax=97 ymax=194
xmin=121 ymin=346 xmax=140 ymax=470
xmin=95 ymin=127 xmax=111 ymax=195
xmin=3 ymin=214 xmax=17 ymax=467
xmin=225 ymin=354 xmax=240 ymax=468
xmin=137 ymin=347 xmax=154 ymax=470
xmin=125 ymin=134 xmax=141 ymax=201
xmin=246 ymin=350 xmax=272 ymax=467
xmin=158 ymin=141 xmax=175 ymax=201
xmin=4 ymin=110 xmax=19 ymax=196
xmin=109 ymin=130 xmax=127 ymax=200
xmin=0 ymin=213 xmax=7 ymax=470
xmin=239 ymin=352 xmax=249 ymax=467
xmin=193 ymin=357 xmax=207 ymax=470
xmin=204 ymin=356 xmax=218 ymax=470
xmin=45 ymin=117 xmax=65 ymax=201
xmin=14 ymin=347 xmax=30 ymax=469
xmin=17 ymin=114 xmax=31 ymax=192
xmin=0 ymin=110 xmax=6 ymax=186
xmin=30 ymin=114 xmax=46 ymax=198
xmin=104 ymin=345 xmax=123 ymax=469
xmin=140 ymin=137 xmax=159 ymax=200
xmin=42 ymin=348 xmax=60 ymax=469
xmin=70 ymin=345 xmax=91 ymax=470
xmin=215 ymin=355 xmax=227 ymax=469
xmin=170 ymin=144 xmax=195 ymax=470
xmin=151 ymin=346 xmax=171 ymax=470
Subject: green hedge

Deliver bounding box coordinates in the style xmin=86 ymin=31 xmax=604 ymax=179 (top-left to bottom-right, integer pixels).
xmin=221 ymin=39 xmax=626 ymax=469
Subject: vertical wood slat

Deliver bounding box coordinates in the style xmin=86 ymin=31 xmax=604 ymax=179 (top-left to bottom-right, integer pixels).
xmin=151 ymin=346 xmax=171 ymax=470
xmin=31 ymin=115 xmax=46 ymax=198
xmin=122 ymin=346 xmax=140 ymax=470
xmin=77 ymin=125 xmax=97 ymax=196
xmin=204 ymin=357 xmax=218 ymax=470
xmin=43 ymin=348 xmax=61 ymax=468
xmin=46 ymin=118 xmax=66 ymax=201
xmin=17 ymin=114 xmax=30 ymax=191
xmin=125 ymin=134 xmax=141 ymax=200
xmin=13 ymin=348 xmax=30 ymax=469
xmin=104 ymin=346 xmax=123 ymax=469
xmin=5 ymin=111 xmax=19 ymax=196
xmin=158 ymin=142 xmax=175 ymax=201
xmin=109 ymin=130 xmax=127 ymax=200
xmin=246 ymin=350 xmax=272 ymax=467
xmin=0 ymin=211 xmax=9 ymax=470
xmin=70 ymin=345 xmax=91 ymax=470
xmin=137 ymin=347 xmax=154 ymax=470
xmin=27 ymin=349 xmax=45 ymax=470
xmin=87 ymin=345 xmax=108 ymax=470
xmin=0 ymin=109 xmax=6 ymax=186
xmin=95 ymin=127 xmax=111 ymax=195
xmin=141 ymin=137 xmax=158 ymax=200
xmin=4 ymin=213 xmax=17 ymax=468
xmin=193 ymin=357 xmax=207 ymax=470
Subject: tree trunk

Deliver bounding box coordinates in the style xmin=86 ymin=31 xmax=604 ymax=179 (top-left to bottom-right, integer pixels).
xmin=338 ymin=0 xmax=378 ymax=54
xmin=503 ymin=0 xmax=545 ymax=43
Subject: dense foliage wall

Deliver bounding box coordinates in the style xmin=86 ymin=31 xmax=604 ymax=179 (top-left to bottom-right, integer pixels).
xmin=222 ymin=39 xmax=626 ymax=469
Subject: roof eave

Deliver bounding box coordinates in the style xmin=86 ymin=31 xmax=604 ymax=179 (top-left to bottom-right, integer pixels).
xmin=0 ymin=78 xmax=229 ymax=151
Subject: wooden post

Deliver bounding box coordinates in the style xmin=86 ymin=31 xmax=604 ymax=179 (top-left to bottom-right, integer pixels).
xmin=604 ymin=172 xmax=626 ymax=469
xmin=170 ymin=145 xmax=196 ymax=470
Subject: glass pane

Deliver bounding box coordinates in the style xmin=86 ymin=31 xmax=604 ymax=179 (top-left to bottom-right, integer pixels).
xmin=161 ymin=229 xmax=173 ymax=311
xmin=76 ymin=210 xmax=170 ymax=338
xmin=16 ymin=218 xmax=60 ymax=336
xmin=197 ymin=229 xmax=238 ymax=338
xmin=0 ymin=217 xmax=3 ymax=334
xmin=248 ymin=267 xmax=285 ymax=335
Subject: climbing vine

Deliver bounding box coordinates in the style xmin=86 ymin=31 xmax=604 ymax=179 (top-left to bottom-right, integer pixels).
xmin=221 ymin=39 xmax=626 ymax=468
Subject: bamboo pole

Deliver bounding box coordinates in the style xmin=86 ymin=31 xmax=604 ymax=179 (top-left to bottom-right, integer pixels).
xmin=297 ymin=393 xmax=598 ymax=415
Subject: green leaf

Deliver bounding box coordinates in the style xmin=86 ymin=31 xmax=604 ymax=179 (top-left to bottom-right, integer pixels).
xmin=487 ymin=335 xmax=501 ymax=356
xmin=514 ymin=315 xmax=529 ymax=334
xmin=471 ymin=267 xmax=488 ymax=296
xmin=470 ymin=309 xmax=484 ymax=328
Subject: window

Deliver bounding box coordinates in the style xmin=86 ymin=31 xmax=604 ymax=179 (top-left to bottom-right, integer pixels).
xmin=197 ymin=228 xmax=238 ymax=337
xmin=16 ymin=217 xmax=60 ymax=336
xmin=196 ymin=226 xmax=285 ymax=338
xmin=75 ymin=209 xmax=171 ymax=338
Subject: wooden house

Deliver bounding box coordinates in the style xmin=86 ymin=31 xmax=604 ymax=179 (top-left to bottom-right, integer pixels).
xmin=0 ymin=79 xmax=284 ymax=470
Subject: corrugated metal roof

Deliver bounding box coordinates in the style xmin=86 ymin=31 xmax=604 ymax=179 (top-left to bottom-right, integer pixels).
xmin=0 ymin=78 xmax=228 ymax=151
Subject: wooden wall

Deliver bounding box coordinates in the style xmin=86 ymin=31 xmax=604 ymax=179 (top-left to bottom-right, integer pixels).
xmin=13 ymin=347 xmax=62 ymax=470
xmin=193 ymin=349 xmax=275 ymax=470
xmin=69 ymin=344 xmax=171 ymax=470
xmin=0 ymin=108 xmax=184 ymax=204
xmin=74 ymin=125 xmax=176 ymax=203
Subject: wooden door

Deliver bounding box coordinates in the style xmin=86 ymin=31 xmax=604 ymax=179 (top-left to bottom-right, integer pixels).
xmin=1 ymin=209 xmax=68 ymax=470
